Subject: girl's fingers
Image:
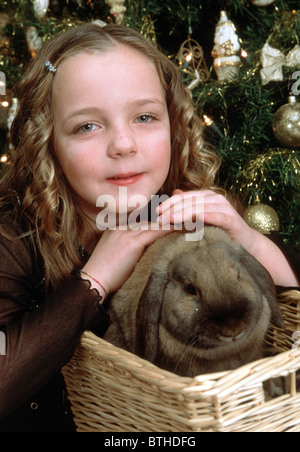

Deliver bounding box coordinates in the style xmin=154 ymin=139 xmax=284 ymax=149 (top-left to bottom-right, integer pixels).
xmin=157 ymin=191 xmax=203 ymax=215
xmin=156 ymin=190 xmax=226 ymax=226
xmin=202 ymin=211 xmax=233 ymax=230
xmin=155 ymin=190 xmax=246 ymax=243
xmin=156 ymin=192 xmax=184 ymax=215
xmin=157 ymin=199 xmax=205 ymax=226
xmin=156 ymin=189 xmax=222 ymax=215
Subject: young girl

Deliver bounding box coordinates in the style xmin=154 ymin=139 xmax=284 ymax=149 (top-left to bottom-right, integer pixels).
xmin=0 ymin=23 xmax=299 ymax=432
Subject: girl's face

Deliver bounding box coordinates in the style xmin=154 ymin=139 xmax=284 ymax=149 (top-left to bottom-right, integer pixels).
xmin=52 ymin=46 xmax=171 ymax=223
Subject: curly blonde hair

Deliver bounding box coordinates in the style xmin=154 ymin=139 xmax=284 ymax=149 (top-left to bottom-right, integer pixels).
xmin=0 ymin=23 xmax=222 ymax=289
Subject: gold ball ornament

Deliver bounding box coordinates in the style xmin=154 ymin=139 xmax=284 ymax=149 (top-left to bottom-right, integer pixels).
xmin=272 ymin=96 xmax=300 ymax=147
xmin=244 ymin=203 xmax=280 ymax=235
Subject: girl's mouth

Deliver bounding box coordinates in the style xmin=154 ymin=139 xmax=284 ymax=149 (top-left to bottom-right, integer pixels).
xmin=106 ymin=172 xmax=144 ymax=186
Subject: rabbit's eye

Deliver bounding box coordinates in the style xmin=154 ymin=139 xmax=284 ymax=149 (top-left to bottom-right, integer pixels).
xmin=185 ymin=284 xmax=198 ymax=296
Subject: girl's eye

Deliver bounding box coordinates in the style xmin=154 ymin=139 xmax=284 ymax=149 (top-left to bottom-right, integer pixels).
xmin=77 ymin=123 xmax=98 ymax=133
xmin=136 ymin=114 xmax=156 ymax=124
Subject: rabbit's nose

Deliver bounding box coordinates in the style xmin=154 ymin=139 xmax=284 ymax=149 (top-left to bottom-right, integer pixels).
xmin=218 ymin=318 xmax=247 ymax=342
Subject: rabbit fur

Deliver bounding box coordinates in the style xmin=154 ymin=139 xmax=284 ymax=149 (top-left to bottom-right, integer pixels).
xmin=104 ymin=226 xmax=284 ymax=377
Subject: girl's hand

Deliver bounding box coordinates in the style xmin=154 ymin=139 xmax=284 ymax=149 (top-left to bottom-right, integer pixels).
xmin=156 ymin=189 xmax=299 ymax=287
xmin=156 ymin=189 xmax=257 ymax=254
xmin=81 ymin=225 xmax=172 ymax=298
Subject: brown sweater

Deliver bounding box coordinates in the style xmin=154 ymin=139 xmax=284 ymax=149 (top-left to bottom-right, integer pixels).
xmin=0 ymin=219 xmax=109 ymax=431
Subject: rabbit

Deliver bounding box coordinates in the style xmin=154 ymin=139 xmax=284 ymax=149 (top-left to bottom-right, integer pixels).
xmin=103 ymin=226 xmax=284 ymax=377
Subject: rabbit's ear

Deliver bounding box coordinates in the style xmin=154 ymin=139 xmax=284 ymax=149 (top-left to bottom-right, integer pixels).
xmin=239 ymin=249 xmax=284 ymax=328
xmin=134 ymin=270 xmax=168 ymax=362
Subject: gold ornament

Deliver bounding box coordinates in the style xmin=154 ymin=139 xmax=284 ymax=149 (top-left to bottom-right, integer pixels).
xmin=105 ymin=0 xmax=126 ymax=24
xmin=26 ymin=26 xmax=43 ymax=57
xmin=244 ymin=201 xmax=280 ymax=235
xmin=178 ymin=37 xmax=209 ymax=91
xmin=211 ymin=11 xmax=241 ymax=82
xmin=272 ymin=96 xmax=300 ymax=147
xmin=140 ymin=15 xmax=157 ymax=46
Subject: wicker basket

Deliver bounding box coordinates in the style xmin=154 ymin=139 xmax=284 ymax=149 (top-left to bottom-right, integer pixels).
xmin=63 ymin=290 xmax=300 ymax=432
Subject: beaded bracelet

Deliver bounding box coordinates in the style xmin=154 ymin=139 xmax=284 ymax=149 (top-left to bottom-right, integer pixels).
xmin=79 ymin=270 xmax=108 ymax=299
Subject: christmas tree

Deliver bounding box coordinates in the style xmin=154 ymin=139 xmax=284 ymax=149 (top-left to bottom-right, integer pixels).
xmin=0 ymin=0 xmax=299 ymax=248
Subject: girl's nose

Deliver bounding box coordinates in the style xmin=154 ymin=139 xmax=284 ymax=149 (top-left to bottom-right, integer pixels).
xmin=107 ymin=125 xmax=137 ymax=159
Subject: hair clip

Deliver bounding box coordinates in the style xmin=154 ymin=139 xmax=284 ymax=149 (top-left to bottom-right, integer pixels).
xmin=44 ymin=59 xmax=56 ymax=73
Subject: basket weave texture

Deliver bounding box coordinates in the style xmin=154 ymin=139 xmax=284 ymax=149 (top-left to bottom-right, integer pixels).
xmin=63 ymin=290 xmax=300 ymax=432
